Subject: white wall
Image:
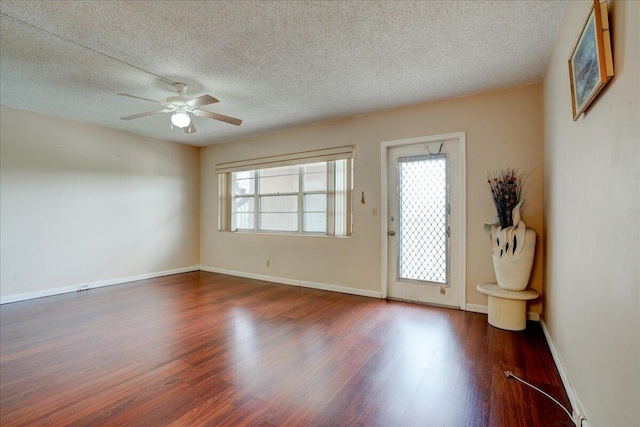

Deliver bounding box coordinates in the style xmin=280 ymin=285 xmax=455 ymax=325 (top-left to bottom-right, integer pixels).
xmin=542 ymin=0 xmax=639 ymax=425
xmin=201 ymin=84 xmax=545 ymax=311
xmin=0 ymin=106 xmax=201 ymax=301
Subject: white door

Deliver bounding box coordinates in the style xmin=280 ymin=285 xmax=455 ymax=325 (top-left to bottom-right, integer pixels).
xmin=386 ymin=138 xmax=464 ymax=308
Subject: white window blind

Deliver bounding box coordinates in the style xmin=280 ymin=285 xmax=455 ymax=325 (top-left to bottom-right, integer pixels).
xmin=214 ymin=146 xmax=354 ymax=174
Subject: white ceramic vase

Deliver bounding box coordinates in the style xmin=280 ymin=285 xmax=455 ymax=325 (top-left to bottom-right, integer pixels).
xmin=484 ymin=202 xmax=536 ymax=292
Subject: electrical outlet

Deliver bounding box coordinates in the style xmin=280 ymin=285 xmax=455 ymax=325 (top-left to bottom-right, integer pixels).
xmin=77 ymin=283 xmax=89 ymax=291
xmin=371 ymin=207 xmax=378 ymax=217
xmin=266 ymin=260 xmax=271 ymax=268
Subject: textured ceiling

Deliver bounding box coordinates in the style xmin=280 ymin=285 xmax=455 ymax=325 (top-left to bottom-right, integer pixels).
xmin=0 ymin=1 xmax=565 ymax=147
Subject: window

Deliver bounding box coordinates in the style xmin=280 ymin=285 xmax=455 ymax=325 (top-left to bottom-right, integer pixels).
xmin=216 ymin=146 xmax=354 ymax=237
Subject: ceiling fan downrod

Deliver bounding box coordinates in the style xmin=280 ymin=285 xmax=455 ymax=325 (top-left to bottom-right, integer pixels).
xmin=174 ymin=83 xmax=187 ymax=96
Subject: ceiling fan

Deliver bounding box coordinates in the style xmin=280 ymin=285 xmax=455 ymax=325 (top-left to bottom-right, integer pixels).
xmin=118 ymin=83 xmax=242 ymax=134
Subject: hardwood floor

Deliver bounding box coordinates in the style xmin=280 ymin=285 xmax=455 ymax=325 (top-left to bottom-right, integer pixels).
xmin=0 ymin=271 xmax=572 ymax=426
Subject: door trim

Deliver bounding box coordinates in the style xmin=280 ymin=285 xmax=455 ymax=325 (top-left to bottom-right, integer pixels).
xmin=380 ymin=132 xmax=467 ymax=309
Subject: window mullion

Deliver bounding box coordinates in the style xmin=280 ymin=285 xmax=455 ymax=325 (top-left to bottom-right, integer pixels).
xmin=347 ymin=159 xmax=353 ymax=236
xmin=327 ymin=161 xmax=335 ymax=236
xmin=255 ymin=170 xmax=260 ymax=231
xmin=298 ymin=165 xmax=303 ymax=234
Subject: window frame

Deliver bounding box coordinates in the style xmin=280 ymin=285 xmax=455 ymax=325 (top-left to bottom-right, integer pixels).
xmin=226 ymin=160 xmax=352 ymax=237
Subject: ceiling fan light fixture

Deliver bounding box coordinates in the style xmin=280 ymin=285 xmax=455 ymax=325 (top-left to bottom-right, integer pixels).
xmin=171 ymin=112 xmax=190 ymax=128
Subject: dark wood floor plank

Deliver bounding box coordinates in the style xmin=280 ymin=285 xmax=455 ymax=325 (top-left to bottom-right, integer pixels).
xmin=0 ymin=271 xmax=572 ymax=426
xmin=399 ymin=356 xmax=462 ymax=426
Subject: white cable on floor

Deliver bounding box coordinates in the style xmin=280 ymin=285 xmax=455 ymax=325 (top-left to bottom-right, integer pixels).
xmin=504 ymin=370 xmax=574 ymax=422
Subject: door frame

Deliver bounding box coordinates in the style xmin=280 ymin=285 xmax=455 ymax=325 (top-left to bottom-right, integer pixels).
xmin=380 ymin=132 xmax=467 ymax=309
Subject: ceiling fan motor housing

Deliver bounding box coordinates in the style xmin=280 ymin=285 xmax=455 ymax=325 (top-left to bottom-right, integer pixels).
xmin=166 ymin=96 xmax=189 ymax=105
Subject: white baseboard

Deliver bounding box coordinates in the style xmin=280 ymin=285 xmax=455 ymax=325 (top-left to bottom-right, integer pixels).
xmin=464 ymin=303 xmax=540 ymax=321
xmin=200 ymin=266 xmax=383 ymax=299
xmin=465 ymin=303 xmax=489 ymax=314
xmin=0 ymin=284 xmax=79 ymax=305
xmin=540 ymin=317 xmax=589 ymax=427
xmin=0 ymin=266 xmax=201 ymax=305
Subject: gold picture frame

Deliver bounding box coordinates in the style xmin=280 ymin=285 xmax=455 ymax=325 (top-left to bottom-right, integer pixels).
xmin=568 ymin=0 xmax=614 ymax=121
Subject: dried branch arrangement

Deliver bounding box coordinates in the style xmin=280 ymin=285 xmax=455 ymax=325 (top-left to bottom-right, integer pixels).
xmin=487 ymin=168 xmax=532 ymax=228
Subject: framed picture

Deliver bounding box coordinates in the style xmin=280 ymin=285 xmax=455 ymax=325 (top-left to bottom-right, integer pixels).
xmin=568 ymin=0 xmax=614 ymax=121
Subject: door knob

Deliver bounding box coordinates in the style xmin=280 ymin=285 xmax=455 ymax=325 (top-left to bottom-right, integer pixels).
xmin=388 ymin=231 xmax=396 ymax=236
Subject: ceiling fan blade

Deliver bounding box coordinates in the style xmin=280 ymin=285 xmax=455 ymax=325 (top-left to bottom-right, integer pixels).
xmin=118 ymin=93 xmax=164 ymax=105
xmin=120 ymin=109 xmax=171 ymax=120
xmin=185 ymin=94 xmax=219 ymax=108
xmin=183 ymin=121 xmax=197 ymax=134
xmin=193 ymin=109 xmax=242 ymax=126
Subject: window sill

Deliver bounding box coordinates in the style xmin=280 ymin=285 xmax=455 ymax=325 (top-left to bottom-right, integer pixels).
xmin=219 ymin=230 xmax=352 ymax=239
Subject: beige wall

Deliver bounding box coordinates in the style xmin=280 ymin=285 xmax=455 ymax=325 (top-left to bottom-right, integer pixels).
xmin=201 ymin=84 xmax=545 ymax=311
xmin=543 ymin=1 xmax=639 ymax=425
xmin=0 ymin=106 xmax=201 ymax=300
